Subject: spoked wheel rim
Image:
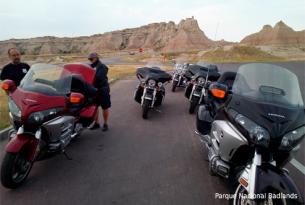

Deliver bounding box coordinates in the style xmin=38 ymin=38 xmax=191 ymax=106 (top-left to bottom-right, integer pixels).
xmin=11 ymin=153 xmax=32 ymax=183
xmin=233 ymin=184 xmax=287 ymax=205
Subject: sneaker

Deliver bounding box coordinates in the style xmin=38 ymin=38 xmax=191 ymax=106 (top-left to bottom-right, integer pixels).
xmin=89 ymin=123 xmax=100 ymax=130
xmin=102 ymin=124 xmax=109 ymax=132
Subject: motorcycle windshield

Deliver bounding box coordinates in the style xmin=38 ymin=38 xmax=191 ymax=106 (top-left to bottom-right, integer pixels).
xmin=19 ymin=64 xmax=72 ymax=96
xmin=232 ymin=63 xmax=304 ymax=108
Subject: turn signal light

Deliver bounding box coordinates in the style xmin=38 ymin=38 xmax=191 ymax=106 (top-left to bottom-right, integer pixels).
xmin=239 ymin=177 xmax=248 ymax=187
xmin=70 ymin=97 xmax=82 ymax=103
xmin=2 ymin=83 xmax=9 ymax=91
xmin=1 ymin=80 xmax=16 ymax=93
xmin=211 ymin=88 xmax=226 ymax=99
xmin=69 ymin=92 xmax=84 ymax=104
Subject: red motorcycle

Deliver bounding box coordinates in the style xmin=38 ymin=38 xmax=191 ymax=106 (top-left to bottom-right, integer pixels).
xmin=0 ymin=63 xmax=98 ymax=189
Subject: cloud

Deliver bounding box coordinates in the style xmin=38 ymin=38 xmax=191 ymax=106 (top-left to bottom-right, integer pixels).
xmin=0 ymin=0 xmax=304 ymax=41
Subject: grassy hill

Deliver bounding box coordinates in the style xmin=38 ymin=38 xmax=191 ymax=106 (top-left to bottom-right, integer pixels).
xmin=197 ymin=46 xmax=285 ymax=62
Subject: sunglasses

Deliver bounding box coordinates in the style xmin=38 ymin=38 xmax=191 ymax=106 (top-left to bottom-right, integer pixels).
xmin=88 ymin=58 xmax=94 ymax=61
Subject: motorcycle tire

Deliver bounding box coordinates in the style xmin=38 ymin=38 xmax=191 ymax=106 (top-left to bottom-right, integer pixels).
xmin=172 ymin=81 xmax=177 ymax=92
xmin=142 ymin=100 xmax=150 ymax=119
xmin=185 ymin=84 xmax=193 ymax=98
xmin=1 ymin=152 xmax=33 ymax=189
xmin=189 ymin=98 xmax=199 ymax=114
xmin=230 ymin=184 xmax=297 ymax=205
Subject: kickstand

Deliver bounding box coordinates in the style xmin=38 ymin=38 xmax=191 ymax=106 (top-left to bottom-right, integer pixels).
xmin=62 ymin=150 xmax=72 ymax=160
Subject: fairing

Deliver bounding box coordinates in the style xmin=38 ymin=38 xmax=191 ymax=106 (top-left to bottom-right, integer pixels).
xmin=9 ymin=63 xmax=97 ymax=124
xmin=226 ymin=63 xmax=305 ymax=150
xmin=136 ymin=67 xmax=171 ymax=83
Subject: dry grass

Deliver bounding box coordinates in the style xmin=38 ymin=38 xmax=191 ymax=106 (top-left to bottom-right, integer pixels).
xmin=0 ymin=64 xmax=173 ymax=129
xmin=193 ymin=46 xmax=285 ymax=63
xmin=0 ymin=88 xmax=9 ymax=130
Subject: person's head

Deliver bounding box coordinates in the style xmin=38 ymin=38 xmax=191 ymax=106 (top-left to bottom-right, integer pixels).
xmin=88 ymin=52 xmax=99 ymax=65
xmin=8 ymin=48 xmax=21 ymax=64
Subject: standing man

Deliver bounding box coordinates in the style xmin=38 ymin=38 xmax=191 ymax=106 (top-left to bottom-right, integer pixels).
xmin=1 ymin=48 xmax=30 ymax=86
xmin=88 ymin=52 xmax=111 ymax=131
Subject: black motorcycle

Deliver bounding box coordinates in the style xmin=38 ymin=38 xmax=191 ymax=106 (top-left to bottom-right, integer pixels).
xmin=134 ymin=67 xmax=171 ymax=119
xmin=172 ymin=63 xmax=189 ymax=92
xmin=184 ymin=64 xmax=220 ymax=114
xmin=196 ymin=63 xmax=305 ymax=205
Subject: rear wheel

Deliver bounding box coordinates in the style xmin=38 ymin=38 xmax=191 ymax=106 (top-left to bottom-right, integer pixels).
xmin=1 ymin=151 xmax=33 ymax=189
xmin=142 ymin=100 xmax=150 ymax=119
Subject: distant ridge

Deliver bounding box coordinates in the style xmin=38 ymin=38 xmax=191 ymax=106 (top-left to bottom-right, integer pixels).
xmin=240 ymin=21 xmax=305 ymax=46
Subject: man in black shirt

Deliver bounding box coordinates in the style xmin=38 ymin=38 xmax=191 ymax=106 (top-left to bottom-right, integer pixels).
xmin=0 ymin=48 xmax=30 ymax=86
xmin=88 ymin=52 xmax=111 ymax=131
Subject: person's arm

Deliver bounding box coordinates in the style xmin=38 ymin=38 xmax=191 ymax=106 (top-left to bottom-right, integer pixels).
xmin=0 ymin=67 xmax=8 ymax=81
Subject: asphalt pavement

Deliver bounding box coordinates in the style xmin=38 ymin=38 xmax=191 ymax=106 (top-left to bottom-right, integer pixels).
xmin=0 ymin=61 xmax=304 ymax=205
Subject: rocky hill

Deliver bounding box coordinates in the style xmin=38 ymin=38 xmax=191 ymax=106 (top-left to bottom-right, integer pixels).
xmin=240 ymin=21 xmax=305 ymax=46
xmin=0 ymin=17 xmax=214 ymax=56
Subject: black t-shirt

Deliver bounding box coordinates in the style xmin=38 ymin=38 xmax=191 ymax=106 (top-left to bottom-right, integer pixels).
xmin=0 ymin=63 xmax=30 ymax=86
xmin=91 ymin=61 xmax=109 ymax=92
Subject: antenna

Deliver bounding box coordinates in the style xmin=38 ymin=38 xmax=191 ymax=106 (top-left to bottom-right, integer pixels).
xmin=214 ymin=21 xmax=220 ymax=42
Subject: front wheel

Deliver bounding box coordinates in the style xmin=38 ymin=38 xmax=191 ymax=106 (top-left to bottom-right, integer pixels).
xmin=232 ymin=184 xmax=293 ymax=205
xmin=142 ymin=100 xmax=150 ymax=119
xmin=1 ymin=152 xmax=33 ymax=189
xmin=189 ymin=97 xmax=199 ymax=114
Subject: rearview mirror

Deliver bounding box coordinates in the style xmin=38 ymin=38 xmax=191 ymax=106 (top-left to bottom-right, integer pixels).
xmin=1 ymin=80 xmax=16 ymax=93
xmin=209 ymin=82 xmax=228 ymax=99
xmin=69 ymin=92 xmax=84 ymax=104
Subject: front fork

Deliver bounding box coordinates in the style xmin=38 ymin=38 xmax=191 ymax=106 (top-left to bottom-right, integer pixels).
xmin=141 ymin=87 xmax=156 ymax=108
xmin=238 ymin=150 xmax=262 ymax=199
xmin=189 ymin=84 xmax=205 ymax=104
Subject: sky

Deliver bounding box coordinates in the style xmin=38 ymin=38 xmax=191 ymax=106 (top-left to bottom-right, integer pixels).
xmin=0 ymin=0 xmax=304 ymax=42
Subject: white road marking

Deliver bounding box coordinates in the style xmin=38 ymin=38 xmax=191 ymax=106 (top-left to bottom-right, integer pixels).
xmin=290 ymin=158 xmax=305 ymax=176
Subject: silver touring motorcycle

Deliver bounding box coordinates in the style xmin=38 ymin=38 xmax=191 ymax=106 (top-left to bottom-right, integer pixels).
xmin=196 ymin=63 xmax=304 ymax=205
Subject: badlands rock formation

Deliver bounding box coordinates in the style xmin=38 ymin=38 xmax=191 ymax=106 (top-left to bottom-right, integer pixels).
xmin=240 ymin=21 xmax=305 ymax=46
xmin=0 ymin=17 xmax=214 ymax=56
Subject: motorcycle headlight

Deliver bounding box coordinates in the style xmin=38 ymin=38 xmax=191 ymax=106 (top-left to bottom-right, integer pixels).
xmin=28 ymin=108 xmax=60 ymax=124
xmin=157 ymin=82 xmax=163 ymax=87
xmin=8 ymin=98 xmax=21 ymax=118
xmin=235 ymin=114 xmax=270 ymax=148
xmin=148 ymin=79 xmax=156 ymax=87
xmin=279 ymin=126 xmax=305 ymax=151
xmin=197 ymin=77 xmax=205 ymax=85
